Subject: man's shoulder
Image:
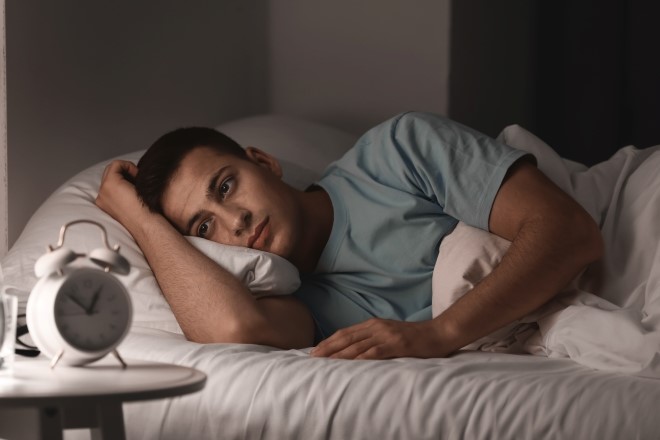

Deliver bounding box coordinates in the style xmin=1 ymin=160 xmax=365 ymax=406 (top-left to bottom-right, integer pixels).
xmin=363 ymin=111 xmax=450 ymax=138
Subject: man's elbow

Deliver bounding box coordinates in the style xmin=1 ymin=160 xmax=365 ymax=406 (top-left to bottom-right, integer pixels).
xmin=183 ymin=318 xmax=262 ymax=345
xmin=183 ymin=305 xmax=313 ymax=350
xmin=184 ymin=316 xmax=303 ymax=349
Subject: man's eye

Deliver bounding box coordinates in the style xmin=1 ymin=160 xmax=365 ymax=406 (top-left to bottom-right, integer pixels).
xmin=220 ymin=177 xmax=235 ymax=199
xmin=198 ymin=219 xmax=211 ymax=238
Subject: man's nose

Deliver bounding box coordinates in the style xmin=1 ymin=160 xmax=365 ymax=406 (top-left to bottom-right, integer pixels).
xmin=223 ymin=207 xmax=251 ymax=238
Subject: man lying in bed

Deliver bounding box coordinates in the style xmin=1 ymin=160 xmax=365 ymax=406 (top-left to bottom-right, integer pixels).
xmin=96 ymin=112 xmax=603 ymax=360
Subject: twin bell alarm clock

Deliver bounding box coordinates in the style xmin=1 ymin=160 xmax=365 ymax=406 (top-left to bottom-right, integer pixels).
xmin=26 ymin=219 xmax=133 ymax=368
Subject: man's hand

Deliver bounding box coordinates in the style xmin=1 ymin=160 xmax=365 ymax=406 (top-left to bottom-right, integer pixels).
xmin=310 ymin=318 xmax=447 ymax=360
xmin=96 ymin=160 xmax=151 ymax=232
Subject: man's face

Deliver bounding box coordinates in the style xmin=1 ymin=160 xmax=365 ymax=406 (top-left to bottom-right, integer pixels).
xmin=161 ymin=146 xmax=303 ymax=260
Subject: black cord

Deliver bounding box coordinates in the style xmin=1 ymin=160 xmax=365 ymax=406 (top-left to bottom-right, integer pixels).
xmin=14 ymin=314 xmax=41 ymax=357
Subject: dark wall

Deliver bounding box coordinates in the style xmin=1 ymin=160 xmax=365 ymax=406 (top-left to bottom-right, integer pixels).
xmin=535 ymin=0 xmax=660 ymax=165
xmin=450 ymin=0 xmax=660 ymax=166
xmin=449 ymin=0 xmax=538 ymax=140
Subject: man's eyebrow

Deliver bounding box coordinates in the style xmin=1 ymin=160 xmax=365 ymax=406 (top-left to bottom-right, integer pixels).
xmin=185 ymin=166 xmax=228 ymax=235
xmin=206 ymin=166 xmax=228 ymax=200
xmin=186 ymin=212 xmax=203 ymax=236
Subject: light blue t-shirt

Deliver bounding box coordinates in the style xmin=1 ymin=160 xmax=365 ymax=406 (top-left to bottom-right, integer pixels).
xmin=293 ymin=112 xmax=530 ymax=342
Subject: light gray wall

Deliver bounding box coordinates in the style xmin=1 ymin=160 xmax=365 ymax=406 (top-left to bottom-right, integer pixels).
xmin=0 ymin=0 xmax=6 ymax=258
xmin=267 ymin=0 xmax=451 ymax=135
xmin=6 ymin=0 xmax=267 ymax=246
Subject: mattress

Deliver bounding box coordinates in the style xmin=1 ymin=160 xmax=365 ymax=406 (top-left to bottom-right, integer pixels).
xmin=110 ymin=327 xmax=660 ymax=440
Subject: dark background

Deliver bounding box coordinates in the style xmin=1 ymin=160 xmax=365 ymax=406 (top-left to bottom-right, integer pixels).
xmin=449 ymin=0 xmax=660 ymax=166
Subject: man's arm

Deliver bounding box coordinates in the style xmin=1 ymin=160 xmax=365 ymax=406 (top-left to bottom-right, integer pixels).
xmin=96 ymin=160 xmax=315 ymax=348
xmin=430 ymin=158 xmax=603 ymax=353
xmin=311 ymin=159 xmax=603 ymax=359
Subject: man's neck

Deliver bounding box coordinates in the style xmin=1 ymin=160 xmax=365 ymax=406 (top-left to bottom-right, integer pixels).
xmin=294 ymin=185 xmax=333 ymax=274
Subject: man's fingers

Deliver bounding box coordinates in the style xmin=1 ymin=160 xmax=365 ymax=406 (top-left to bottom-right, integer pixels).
xmin=354 ymin=344 xmax=396 ymax=360
xmin=311 ymin=328 xmax=370 ymax=357
xmin=120 ymin=161 xmax=139 ymax=179
xmin=102 ymin=160 xmax=138 ymax=182
xmin=328 ymin=338 xmax=377 ymax=360
xmin=310 ymin=319 xmax=439 ymax=360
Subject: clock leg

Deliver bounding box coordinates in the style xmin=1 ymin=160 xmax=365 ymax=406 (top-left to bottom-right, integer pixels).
xmin=112 ymin=349 xmax=128 ymax=369
xmin=50 ymin=349 xmax=65 ymax=369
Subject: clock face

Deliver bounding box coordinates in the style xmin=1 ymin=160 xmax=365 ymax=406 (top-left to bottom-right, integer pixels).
xmin=53 ymin=268 xmax=131 ymax=352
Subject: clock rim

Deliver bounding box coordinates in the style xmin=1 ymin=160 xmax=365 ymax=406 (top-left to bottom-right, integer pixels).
xmin=54 ymin=267 xmax=132 ymax=353
xmin=27 ymin=265 xmax=133 ymax=365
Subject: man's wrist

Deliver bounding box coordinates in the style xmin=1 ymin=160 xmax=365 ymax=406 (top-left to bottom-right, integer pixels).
xmin=426 ymin=315 xmax=463 ymax=357
xmin=121 ymin=208 xmax=166 ymax=242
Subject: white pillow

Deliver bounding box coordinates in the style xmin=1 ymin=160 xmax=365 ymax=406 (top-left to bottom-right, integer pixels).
xmin=1 ymin=114 xmax=358 ymax=335
xmin=217 ymin=114 xmax=358 ymax=175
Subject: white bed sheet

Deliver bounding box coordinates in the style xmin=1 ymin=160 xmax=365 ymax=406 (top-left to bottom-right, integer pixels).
xmin=111 ymin=327 xmax=660 ymax=440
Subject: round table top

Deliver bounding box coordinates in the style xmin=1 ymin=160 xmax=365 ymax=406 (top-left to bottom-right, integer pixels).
xmin=0 ymin=357 xmax=206 ymax=406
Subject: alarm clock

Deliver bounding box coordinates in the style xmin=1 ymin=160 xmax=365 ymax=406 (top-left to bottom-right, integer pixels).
xmin=26 ymin=219 xmax=133 ymax=368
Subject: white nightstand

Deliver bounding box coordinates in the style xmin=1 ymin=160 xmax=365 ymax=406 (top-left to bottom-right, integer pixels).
xmin=0 ymin=357 xmax=206 ymax=440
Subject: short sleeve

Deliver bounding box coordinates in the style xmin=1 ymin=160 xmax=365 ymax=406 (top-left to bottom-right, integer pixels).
xmin=329 ymin=112 xmax=533 ymax=230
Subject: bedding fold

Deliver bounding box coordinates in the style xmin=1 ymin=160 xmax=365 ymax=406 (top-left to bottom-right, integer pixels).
xmin=434 ymin=126 xmax=660 ymax=378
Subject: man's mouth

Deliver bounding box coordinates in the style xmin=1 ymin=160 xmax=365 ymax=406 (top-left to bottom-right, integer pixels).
xmin=248 ymin=217 xmax=269 ymax=249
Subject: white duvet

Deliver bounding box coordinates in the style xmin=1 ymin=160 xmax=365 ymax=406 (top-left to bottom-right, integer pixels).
xmin=433 ymin=125 xmax=660 ymax=378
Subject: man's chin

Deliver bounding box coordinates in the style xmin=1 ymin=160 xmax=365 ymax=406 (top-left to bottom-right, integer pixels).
xmin=265 ymin=239 xmax=291 ymax=260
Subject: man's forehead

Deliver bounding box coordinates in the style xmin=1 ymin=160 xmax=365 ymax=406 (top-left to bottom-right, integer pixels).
xmin=170 ymin=147 xmax=234 ymax=186
xmin=162 ymin=152 xmax=213 ymax=226
xmin=181 ymin=146 xmax=232 ymax=169
xmin=162 ymin=148 xmax=237 ymax=230
xmin=162 ymin=173 xmax=197 ymax=231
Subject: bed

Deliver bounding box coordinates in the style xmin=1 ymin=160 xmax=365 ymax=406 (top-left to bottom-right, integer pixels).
xmin=2 ymin=114 xmax=660 ymax=439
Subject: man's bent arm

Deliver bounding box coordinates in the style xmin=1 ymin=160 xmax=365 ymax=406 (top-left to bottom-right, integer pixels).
xmin=96 ymin=160 xmax=315 ymax=349
xmin=431 ymin=159 xmax=604 ymax=354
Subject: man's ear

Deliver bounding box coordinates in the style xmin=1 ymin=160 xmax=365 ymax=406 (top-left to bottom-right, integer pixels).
xmin=245 ymin=147 xmax=283 ymax=178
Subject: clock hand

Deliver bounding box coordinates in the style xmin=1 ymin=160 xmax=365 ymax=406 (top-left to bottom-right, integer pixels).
xmin=87 ymin=286 xmax=103 ymax=315
xmin=66 ymin=294 xmax=89 ymax=313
